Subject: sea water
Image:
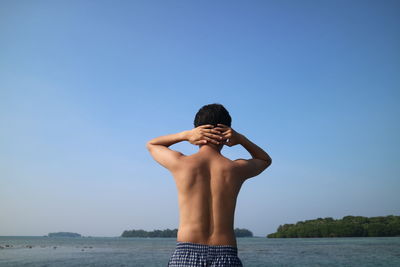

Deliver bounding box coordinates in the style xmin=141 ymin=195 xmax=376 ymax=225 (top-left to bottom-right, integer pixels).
xmin=0 ymin=236 xmax=399 ymax=266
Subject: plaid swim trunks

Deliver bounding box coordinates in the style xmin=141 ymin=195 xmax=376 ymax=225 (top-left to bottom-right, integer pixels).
xmin=167 ymin=241 xmax=243 ymax=267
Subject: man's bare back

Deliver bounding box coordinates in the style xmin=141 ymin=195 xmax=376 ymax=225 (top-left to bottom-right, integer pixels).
xmin=147 ymin=123 xmax=271 ymax=247
xmin=172 ymin=145 xmax=244 ymax=246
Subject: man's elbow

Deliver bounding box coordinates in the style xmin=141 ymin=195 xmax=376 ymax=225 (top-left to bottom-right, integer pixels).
xmin=263 ymin=157 xmax=272 ymax=170
xmin=146 ymin=141 xmax=153 ymax=151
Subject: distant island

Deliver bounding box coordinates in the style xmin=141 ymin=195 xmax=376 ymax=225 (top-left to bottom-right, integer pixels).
xmin=48 ymin=232 xmax=82 ymax=238
xmin=121 ymin=228 xmax=253 ymax=238
xmin=267 ymin=215 xmax=400 ymax=238
xmin=234 ymin=228 xmax=253 ymax=237
xmin=122 ymin=228 xmax=177 ymax=238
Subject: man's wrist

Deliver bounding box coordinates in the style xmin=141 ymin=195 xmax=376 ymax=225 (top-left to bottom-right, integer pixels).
xmin=181 ymin=130 xmax=190 ymax=141
xmin=237 ymin=133 xmax=246 ymax=145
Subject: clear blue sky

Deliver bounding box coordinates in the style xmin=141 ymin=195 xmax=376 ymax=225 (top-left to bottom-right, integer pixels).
xmin=1 ymin=0 xmax=399 ymax=237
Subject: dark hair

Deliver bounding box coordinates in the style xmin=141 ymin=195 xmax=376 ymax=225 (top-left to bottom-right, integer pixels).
xmin=194 ymin=103 xmax=232 ymax=128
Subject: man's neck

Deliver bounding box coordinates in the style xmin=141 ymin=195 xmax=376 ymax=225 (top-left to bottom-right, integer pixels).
xmin=199 ymin=143 xmax=223 ymax=153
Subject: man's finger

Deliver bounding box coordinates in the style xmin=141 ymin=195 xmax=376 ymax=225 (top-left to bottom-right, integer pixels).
xmin=195 ymin=140 xmax=207 ymax=145
xmin=200 ymin=124 xmax=214 ymax=129
xmin=213 ymin=127 xmax=227 ymax=133
xmin=204 ymin=136 xmax=220 ymax=145
xmin=222 ymin=133 xmax=231 ymax=138
xmin=204 ymin=132 xmax=223 ymax=140
xmin=205 ymin=129 xmax=222 ymax=135
xmin=203 ymin=128 xmax=221 ymax=135
xmin=217 ymin=124 xmax=228 ymax=128
xmin=211 ymin=129 xmax=222 ymax=134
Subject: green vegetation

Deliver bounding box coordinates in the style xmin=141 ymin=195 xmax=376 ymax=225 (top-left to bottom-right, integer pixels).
xmin=48 ymin=232 xmax=81 ymax=237
xmin=121 ymin=228 xmax=253 ymax=238
xmin=121 ymin=228 xmax=178 ymax=238
xmin=234 ymin=228 xmax=253 ymax=237
xmin=267 ymin=215 xmax=400 ymax=238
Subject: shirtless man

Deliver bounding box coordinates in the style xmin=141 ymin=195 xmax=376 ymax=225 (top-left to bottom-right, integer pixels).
xmin=146 ymin=103 xmax=272 ymax=266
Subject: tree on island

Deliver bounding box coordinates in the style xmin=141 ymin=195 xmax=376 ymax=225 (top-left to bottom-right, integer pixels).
xmin=121 ymin=228 xmax=178 ymax=238
xmin=267 ymin=215 xmax=400 ymax=238
xmin=121 ymin=228 xmax=253 ymax=238
xmin=234 ymin=228 xmax=253 ymax=237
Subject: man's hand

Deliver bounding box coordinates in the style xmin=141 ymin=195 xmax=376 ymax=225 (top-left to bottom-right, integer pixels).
xmin=187 ymin=124 xmax=223 ymax=145
xmin=214 ymin=124 xmax=243 ymax=147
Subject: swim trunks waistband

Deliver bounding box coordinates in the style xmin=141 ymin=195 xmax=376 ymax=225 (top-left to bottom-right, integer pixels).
xmin=175 ymin=241 xmax=238 ymax=255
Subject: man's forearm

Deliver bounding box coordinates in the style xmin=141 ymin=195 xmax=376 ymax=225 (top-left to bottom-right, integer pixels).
xmin=147 ymin=131 xmax=189 ymax=147
xmin=238 ymin=134 xmax=271 ymax=162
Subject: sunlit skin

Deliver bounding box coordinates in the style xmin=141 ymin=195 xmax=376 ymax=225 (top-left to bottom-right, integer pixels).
xmin=147 ymin=124 xmax=271 ymax=246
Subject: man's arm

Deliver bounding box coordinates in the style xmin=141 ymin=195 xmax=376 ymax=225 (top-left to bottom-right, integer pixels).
xmin=235 ymin=134 xmax=272 ymax=179
xmin=215 ymin=124 xmax=272 ymax=179
xmin=146 ymin=125 xmax=222 ymax=171
xmin=146 ymin=131 xmax=187 ymax=171
xmin=238 ymin=134 xmax=272 ymax=163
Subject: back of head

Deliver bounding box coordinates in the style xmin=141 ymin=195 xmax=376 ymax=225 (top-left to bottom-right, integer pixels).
xmin=194 ymin=103 xmax=232 ymax=128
